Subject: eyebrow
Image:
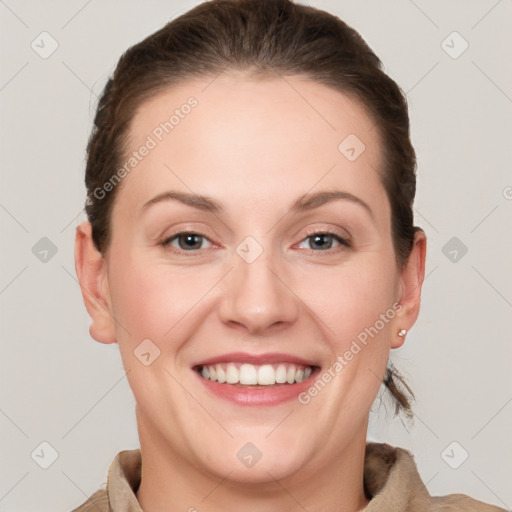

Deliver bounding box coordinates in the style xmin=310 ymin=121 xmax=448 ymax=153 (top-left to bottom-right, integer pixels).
xmin=141 ymin=190 xmax=373 ymax=218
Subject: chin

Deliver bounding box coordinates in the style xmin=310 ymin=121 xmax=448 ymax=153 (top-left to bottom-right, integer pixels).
xmin=212 ymin=453 xmax=307 ymax=486
xmin=194 ymin=429 xmax=313 ymax=485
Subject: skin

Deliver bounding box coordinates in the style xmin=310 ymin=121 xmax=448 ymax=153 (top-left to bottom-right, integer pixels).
xmin=75 ymin=73 xmax=426 ymax=512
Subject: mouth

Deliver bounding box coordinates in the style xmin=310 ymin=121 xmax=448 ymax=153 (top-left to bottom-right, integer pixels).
xmin=192 ymin=353 xmax=320 ymax=406
xmin=195 ymin=362 xmax=316 ymax=387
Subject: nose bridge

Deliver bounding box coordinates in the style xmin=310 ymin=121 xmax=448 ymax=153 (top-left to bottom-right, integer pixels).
xmin=219 ymin=241 xmax=299 ymax=333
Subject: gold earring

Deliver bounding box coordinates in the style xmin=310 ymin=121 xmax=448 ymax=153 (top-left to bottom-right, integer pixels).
xmin=398 ymin=329 xmax=407 ymax=337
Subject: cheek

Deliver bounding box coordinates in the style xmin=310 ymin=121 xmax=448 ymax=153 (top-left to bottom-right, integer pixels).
xmin=111 ymin=264 xmax=166 ymax=338
xmin=106 ymin=254 xmax=208 ymax=397
xmin=303 ymin=256 xmax=398 ymax=405
xmin=304 ymin=253 xmax=399 ymax=347
xmin=108 ymin=251 xmax=219 ymax=344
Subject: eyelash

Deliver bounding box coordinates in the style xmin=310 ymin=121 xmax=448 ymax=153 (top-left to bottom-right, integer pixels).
xmin=160 ymin=230 xmax=351 ymax=255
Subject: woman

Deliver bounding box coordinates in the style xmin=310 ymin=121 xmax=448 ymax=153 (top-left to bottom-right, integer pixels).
xmin=72 ymin=0 xmax=506 ymax=510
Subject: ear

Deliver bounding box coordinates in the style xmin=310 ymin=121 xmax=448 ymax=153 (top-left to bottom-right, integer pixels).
xmin=74 ymin=221 xmax=117 ymax=344
xmin=392 ymin=229 xmax=427 ymax=349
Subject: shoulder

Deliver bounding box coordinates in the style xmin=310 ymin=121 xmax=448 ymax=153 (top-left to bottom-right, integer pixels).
xmin=429 ymin=494 xmax=508 ymax=511
xmin=69 ymin=449 xmax=141 ymax=511
xmin=70 ymin=488 xmax=109 ymax=512
xmin=364 ymin=442 xmax=507 ymax=512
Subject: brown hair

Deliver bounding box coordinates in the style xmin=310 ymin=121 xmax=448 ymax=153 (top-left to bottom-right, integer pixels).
xmin=84 ymin=0 xmax=417 ymax=416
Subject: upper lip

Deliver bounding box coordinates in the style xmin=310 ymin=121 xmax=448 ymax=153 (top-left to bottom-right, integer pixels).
xmin=193 ymin=352 xmax=319 ymax=367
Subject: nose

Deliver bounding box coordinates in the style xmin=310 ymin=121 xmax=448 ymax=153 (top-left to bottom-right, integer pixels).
xmin=218 ymin=248 xmax=299 ymax=335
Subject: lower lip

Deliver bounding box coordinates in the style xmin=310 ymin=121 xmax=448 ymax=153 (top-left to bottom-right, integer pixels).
xmin=195 ymin=369 xmax=318 ymax=406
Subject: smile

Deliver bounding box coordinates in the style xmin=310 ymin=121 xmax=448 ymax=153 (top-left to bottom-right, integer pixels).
xmin=192 ymin=352 xmax=320 ymax=406
xmin=197 ymin=362 xmax=314 ymax=386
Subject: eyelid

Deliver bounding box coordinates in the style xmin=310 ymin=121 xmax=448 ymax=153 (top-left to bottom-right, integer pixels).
xmin=298 ymin=223 xmax=352 ymax=243
xmin=159 ymin=222 xmax=220 ymax=245
xmin=296 ymin=228 xmax=351 ymax=251
xmin=160 ymin=224 xmax=352 ymax=255
xmin=162 ymin=231 xmax=216 ymax=250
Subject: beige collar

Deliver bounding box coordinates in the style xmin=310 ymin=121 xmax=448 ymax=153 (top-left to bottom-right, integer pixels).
xmin=102 ymin=442 xmax=504 ymax=511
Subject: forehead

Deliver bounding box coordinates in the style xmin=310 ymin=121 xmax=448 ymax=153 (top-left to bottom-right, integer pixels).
xmin=114 ymin=73 xmax=387 ymax=221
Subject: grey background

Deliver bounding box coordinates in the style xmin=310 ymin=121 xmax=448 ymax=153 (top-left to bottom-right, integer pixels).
xmin=0 ymin=0 xmax=511 ymax=510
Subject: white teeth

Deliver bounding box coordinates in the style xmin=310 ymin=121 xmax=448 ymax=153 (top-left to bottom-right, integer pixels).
xmin=275 ymin=364 xmax=287 ymax=384
xmin=199 ymin=362 xmax=314 ymax=386
xmin=216 ymin=364 xmax=225 ymax=383
xmin=226 ymin=363 xmax=239 ymax=384
xmin=239 ymin=363 xmax=258 ymax=385
xmin=257 ymin=364 xmax=275 ymax=385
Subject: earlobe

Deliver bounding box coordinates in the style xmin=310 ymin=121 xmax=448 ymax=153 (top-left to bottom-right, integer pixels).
xmin=74 ymin=222 xmax=117 ymax=344
xmin=391 ymin=229 xmax=427 ymax=349
xmin=392 ymin=328 xmax=408 ymax=349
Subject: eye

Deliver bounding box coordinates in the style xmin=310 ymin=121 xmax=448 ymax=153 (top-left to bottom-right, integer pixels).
xmin=161 ymin=230 xmax=349 ymax=254
xmin=298 ymin=231 xmax=350 ymax=251
xmin=162 ymin=232 xmax=213 ymax=252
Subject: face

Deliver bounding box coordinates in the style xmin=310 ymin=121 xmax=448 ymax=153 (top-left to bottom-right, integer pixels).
xmin=78 ymin=73 xmax=424 ymax=483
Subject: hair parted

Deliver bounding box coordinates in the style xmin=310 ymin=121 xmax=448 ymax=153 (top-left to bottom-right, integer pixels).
xmin=84 ymin=0 xmax=418 ymax=416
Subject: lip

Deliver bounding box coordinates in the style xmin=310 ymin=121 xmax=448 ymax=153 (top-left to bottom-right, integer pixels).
xmin=195 ymin=373 xmax=318 ymax=406
xmin=192 ymin=352 xmax=320 ymax=407
xmin=192 ymin=351 xmax=318 ymax=367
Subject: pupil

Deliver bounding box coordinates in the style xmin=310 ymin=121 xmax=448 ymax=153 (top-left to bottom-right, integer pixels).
xmin=180 ymin=234 xmax=201 ymax=250
xmin=312 ymin=234 xmax=332 ymax=250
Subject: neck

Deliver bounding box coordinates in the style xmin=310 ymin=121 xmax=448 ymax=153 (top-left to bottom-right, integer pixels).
xmin=136 ymin=416 xmax=370 ymax=512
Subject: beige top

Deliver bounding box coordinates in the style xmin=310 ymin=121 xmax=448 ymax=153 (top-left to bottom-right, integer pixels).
xmin=71 ymin=442 xmax=506 ymax=511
